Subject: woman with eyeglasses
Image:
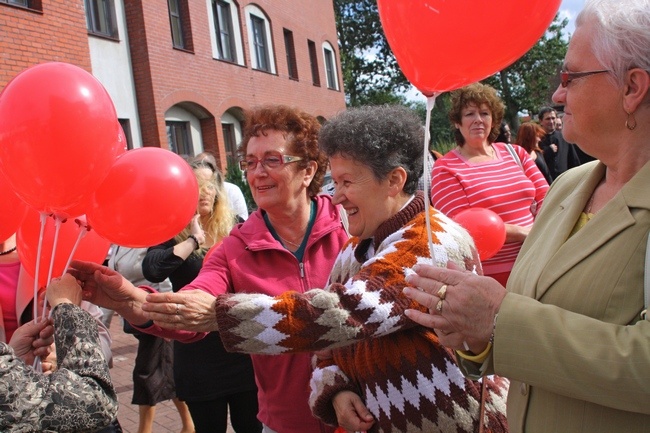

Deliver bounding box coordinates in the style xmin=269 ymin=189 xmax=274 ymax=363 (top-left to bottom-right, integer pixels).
xmin=402 ymin=0 xmax=650 ymax=431
xmin=72 ymin=105 xmax=348 ymax=433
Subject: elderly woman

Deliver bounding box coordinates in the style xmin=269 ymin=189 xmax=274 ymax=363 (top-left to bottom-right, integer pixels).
xmin=72 ymin=105 xmax=347 ymax=433
xmin=403 ymin=0 xmax=650 ymax=432
xmin=137 ymin=105 xmax=508 ymax=432
xmin=431 ymin=83 xmax=549 ymax=286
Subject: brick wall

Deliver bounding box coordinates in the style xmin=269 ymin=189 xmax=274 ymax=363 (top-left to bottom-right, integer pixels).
xmin=0 ymin=0 xmax=91 ymax=86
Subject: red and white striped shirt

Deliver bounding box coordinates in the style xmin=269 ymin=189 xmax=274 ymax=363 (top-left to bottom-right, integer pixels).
xmin=431 ymin=142 xmax=549 ymax=275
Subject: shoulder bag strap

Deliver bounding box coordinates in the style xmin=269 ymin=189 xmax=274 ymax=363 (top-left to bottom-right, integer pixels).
xmin=641 ymin=234 xmax=650 ymax=320
xmin=504 ymin=142 xmax=523 ymax=170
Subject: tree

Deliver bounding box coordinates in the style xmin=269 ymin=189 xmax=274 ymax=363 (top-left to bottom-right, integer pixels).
xmin=334 ymin=0 xmax=409 ymax=106
xmin=483 ymin=14 xmax=569 ymax=130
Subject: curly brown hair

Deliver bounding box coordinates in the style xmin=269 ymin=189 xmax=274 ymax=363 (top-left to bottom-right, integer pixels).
xmin=448 ymin=83 xmax=505 ymax=146
xmin=239 ymin=105 xmax=327 ymax=197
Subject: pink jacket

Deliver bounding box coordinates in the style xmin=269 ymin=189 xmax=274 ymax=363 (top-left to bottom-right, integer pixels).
xmin=143 ymin=194 xmax=348 ymax=433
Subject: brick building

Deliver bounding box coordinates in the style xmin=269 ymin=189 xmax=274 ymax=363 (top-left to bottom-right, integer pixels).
xmin=0 ymin=0 xmax=345 ymax=169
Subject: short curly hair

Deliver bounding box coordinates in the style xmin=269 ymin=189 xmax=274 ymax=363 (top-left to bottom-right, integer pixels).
xmin=448 ymin=83 xmax=505 ymax=146
xmin=319 ymin=105 xmax=424 ymax=195
xmin=239 ymin=105 xmax=327 ymax=197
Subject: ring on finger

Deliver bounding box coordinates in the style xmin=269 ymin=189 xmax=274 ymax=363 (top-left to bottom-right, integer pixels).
xmin=436 ymin=284 xmax=448 ymax=300
xmin=436 ymin=299 xmax=444 ymax=313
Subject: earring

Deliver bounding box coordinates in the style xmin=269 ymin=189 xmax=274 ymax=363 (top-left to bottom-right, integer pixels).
xmin=626 ymin=111 xmax=637 ymax=131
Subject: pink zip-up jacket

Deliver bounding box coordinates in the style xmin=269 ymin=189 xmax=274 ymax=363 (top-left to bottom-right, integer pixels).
xmin=141 ymin=194 xmax=348 ymax=433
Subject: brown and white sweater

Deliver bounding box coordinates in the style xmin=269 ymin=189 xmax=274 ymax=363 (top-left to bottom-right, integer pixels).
xmin=215 ymin=193 xmax=509 ymax=432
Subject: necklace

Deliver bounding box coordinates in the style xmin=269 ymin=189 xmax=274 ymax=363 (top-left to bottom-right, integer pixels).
xmin=277 ymin=233 xmax=303 ymax=248
xmin=0 ymin=246 xmax=16 ymax=256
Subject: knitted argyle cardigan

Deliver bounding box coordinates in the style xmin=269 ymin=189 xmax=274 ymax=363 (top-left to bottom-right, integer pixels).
xmin=215 ymin=192 xmax=509 ymax=433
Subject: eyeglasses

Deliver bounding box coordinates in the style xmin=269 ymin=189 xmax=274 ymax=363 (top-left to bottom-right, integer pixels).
xmin=239 ymin=152 xmax=303 ymax=171
xmin=560 ymin=69 xmax=610 ymax=87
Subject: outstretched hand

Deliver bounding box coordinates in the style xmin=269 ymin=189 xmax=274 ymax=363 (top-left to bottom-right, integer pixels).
xmin=68 ymin=260 xmax=149 ymax=325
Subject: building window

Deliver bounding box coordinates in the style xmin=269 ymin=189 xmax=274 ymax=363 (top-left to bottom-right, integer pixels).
xmin=244 ymin=5 xmax=275 ymax=73
xmin=1 ymin=0 xmax=29 ymax=7
xmin=323 ymin=43 xmax=339 ymax=90
xmin=118 ymin=119 xmax=133 ymax=150
xmin=308 ymin=40 xmax=320 ymax=87
xmin=167 ymin=121 xmax=193 ymax=157
xmin=222 ymin=123 xmax=237 ymax=167
xmin=168 ymin=0 xmax=185 ymax=49
xmin=250 ymin=15 xmax=269 ymax=71
xmin=213 ymin=0 xmax=237 ymax=62
xmin=85 ymin=0 xmax=118 ymax=39
xmin=284 ymin=29 xmax=298 ymax=80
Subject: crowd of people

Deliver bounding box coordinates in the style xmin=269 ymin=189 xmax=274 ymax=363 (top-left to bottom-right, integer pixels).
xmin=1 ymin=0 xmax=648 ymax=432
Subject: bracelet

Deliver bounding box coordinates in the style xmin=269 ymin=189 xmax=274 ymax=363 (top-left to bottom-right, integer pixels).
xmin=188 ymin=234 xmax=201 ymax=250
xmin=455 ymin=312 xmax=498 ymax=364
xmin=456 ymin=342 xmax=493 ymax=363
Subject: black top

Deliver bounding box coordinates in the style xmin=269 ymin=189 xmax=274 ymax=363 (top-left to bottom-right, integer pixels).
xmin=143 ymin=239 xmax=257 ymax=401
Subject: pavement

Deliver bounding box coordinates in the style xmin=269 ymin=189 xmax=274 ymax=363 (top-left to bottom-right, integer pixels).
xmin=107 ymin=313 xmax=235 ymax=433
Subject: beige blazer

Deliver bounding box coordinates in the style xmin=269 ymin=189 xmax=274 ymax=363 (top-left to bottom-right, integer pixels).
xmin=494 ymin=160 xmax=650 ymax=433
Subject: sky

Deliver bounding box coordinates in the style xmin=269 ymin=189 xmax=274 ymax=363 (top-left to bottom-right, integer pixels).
xmin=559 ymin=0 xmax=586 ymax=37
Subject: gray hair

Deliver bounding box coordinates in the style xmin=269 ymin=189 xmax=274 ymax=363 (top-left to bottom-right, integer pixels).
xmin=577 ymin=0 xmax=650 ymax=88
xmin=319 ymin=105 xmax=424 ymax=194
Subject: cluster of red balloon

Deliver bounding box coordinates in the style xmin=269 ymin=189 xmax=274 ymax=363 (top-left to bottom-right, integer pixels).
xmin=376 ymin=0 xmax=560 ymax=259
xmin=0 ymin=62 xmax=198 ymax=290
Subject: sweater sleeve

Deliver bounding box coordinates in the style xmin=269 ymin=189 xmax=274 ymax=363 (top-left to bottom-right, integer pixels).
xmin=309 ymin=356 xmax=359 ymax=427
xmin=214 ymin=211 xmax=479 ymax=354
xmin=0 ymin=303 xmax=118 ymax=432
xmin=142 ymin=239 xmax=184 ymax=283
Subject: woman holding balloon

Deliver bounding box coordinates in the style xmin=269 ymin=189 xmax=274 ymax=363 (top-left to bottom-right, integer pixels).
xmin=430 ymin=83 xmax=549 ymax=285
xmin=405 ymin=0 xmax=650 ymax=431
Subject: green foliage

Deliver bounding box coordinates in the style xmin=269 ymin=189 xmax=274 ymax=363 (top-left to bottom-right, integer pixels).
xmin=334 ymin=0 xmax=409 ymax=106
xmin=225 ymin=164 xmax=256 ymax=213
xmin=408 ymin=94 xmax=455 ymax=153
xmin=483 ymin=14 xmax=569 ymax=130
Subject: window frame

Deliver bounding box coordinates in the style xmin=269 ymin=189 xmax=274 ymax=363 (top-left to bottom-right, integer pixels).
xmin=244 ymin=5 xmax=276 ymax=74
xmin=166 ymin=121 xmax=194 ymax=157
xmin=308 ymin=40 xmax=321 ymax=87
xmin=214 ymin=0 xmax=237 ymax=62
xmin=322 ymin=42 xmax=339 ymax=90
xmin=85 ymin=0 xmax=119 ymax=39
xmin=283 ymin=28 xmax=298 ymax=80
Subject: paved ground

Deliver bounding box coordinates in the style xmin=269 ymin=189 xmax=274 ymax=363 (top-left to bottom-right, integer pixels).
xmin=107 ymin=314 xmax=235 ymax=433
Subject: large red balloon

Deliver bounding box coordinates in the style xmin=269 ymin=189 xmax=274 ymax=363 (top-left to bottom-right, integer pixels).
xmin=377 ymin=0 xmax=561 ymax=95
xmin=87 ymin=147 xmax=199 ymax=248
xmin=0 ymin=62 xmax=122 ymax=215
xmin=0 ymin=171 xmax=28 ymax=242
xmin=17 ymin=211 xmax=111 ymax=289
xmin=453 ymin=208 xmax=506 ymax=260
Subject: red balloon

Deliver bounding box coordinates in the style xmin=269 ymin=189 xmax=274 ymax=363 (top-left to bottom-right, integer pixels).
xmin=0 ymin=62 xmax=122 ymax=215
xmin=0 ymin=171 xmax=28 ymax=242
xmin=17 ymin=211 xmax=111 ymax=289
xmin=87 ymin=147 xmax=199 ymax=248
xmin=453 ymin=208 xmax=506 ymax=260
xmin=377 ymin=0 xmax=561 ymax=95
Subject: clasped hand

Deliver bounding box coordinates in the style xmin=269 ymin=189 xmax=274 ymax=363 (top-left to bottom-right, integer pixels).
xmin=143 ymin=289 xmax=219 ymax=332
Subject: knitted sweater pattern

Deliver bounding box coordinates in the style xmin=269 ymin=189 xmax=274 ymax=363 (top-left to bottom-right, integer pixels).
xmin=215 ymin=192 xmax=509 ymax=433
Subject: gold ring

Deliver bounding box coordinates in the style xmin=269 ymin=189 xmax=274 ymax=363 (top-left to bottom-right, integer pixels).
xmin=436 ymin=284 xmax=448 ymax=300
xmin=436 ymin=299 xmax=444 ymax=313
xmin=175 ymin=304 xmax=181 ymax=315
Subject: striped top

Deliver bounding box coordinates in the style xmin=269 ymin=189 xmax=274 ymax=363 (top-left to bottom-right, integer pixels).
xmin=431 ymin=142 xmax=549 ymax=275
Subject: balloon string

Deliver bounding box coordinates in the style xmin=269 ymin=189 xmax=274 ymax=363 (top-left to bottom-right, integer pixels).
xmin=41 ymin=216 xmax=62 ymax=322
xmin=32 ymin=212 xmax=48 ymax=372
xmin=64 ymin=220 xmax=88 ymax=274
xmin=423 ymin=93 xmax=440 ymax=264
